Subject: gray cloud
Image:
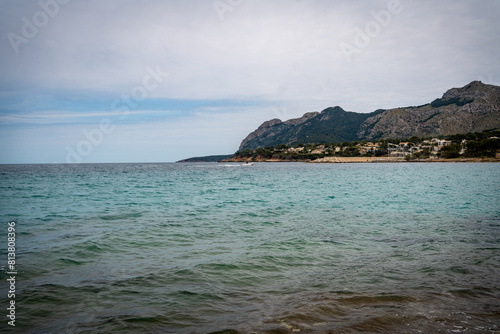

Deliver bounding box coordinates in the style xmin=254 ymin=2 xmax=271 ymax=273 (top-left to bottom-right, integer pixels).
xmin=1 ymin=0 xmax=499 ymax=162
xmin=2 ymin=0 xmax=499 ymax=105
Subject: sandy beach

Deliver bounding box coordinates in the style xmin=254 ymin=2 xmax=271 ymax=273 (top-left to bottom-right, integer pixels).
xmin=312 ymin=157 xmax=500 ymax=163
xmin=312 ymin=156 xmax=401 ymax=163
xmin=225 ymin=156 xmax=500 ymax=163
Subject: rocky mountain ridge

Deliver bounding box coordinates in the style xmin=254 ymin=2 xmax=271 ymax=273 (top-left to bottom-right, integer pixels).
xmin=239 ymin=81 xmax=500 ymax=151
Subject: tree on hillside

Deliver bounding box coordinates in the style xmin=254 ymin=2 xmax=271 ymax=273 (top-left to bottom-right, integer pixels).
xmin=408 ymin=136 xmax=421 ymax=145
xmin=465 ymin=139 xmax=500 ymax=157
xmin=438 ymin=143 xmax=461 ymax=159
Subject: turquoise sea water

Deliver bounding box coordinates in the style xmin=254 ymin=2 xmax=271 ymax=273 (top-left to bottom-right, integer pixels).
xmin=0 ymin=162 xmax=499 ymax=333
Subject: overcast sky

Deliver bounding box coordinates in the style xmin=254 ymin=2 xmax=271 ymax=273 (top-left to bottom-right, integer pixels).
xmin=1 ymin=0 xmax=499 ymax=163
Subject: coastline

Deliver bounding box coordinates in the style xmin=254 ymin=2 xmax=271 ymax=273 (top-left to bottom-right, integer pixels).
xmin=311 ymin=156 xmax=500 ymax=163
xmin=222 ymin=156 xmax=500 ymax=163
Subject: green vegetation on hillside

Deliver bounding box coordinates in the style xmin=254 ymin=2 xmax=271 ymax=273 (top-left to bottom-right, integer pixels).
xmin=290 ymin=107 xmax=383 ymax=145
xmin=241 ymin=107 xmax=385 ymax=150
xmin=430 ymin=97 xmax=474 ymax=108
xmin=234 ymin=129 xmax=500 ymax=161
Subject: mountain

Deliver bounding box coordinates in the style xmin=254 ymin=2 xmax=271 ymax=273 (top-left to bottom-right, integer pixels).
xmin=239 ymin=81 xmax=500 ymax=151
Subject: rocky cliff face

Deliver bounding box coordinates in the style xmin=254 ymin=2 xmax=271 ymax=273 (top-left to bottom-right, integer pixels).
xmin=238 ymin=112 xmax=320 ymax=150
xmin=357 ymin=81 xmax=500 ymax=139
xmin=239 ymin=81 xmax=500 ymax=151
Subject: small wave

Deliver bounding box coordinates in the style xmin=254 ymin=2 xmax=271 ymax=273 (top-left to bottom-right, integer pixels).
xmin=338 ymin=294 xmax=419 ymax=305
xmin=99 ymin=212 xmax=143 ymax=220
xmin=69 ymin=240 xmax=109 ymax=258
xmin=111 ymin=272 xmax=170 ymax=288
xmin=197 ymin=263 xmax=241 ymax=272
xmin=58 ymin=258 xmax=85 ymax=266
xmin=448 ymin=266 xmax=471 ymax=274
xmin=84 ymin=244 xmax=103 ymax=252
xmin=174 ymin=290 xmax=224 ymax=302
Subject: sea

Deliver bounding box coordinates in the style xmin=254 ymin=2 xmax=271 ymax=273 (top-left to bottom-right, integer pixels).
xmin=0 ymin=162 xmax=499 ymax=333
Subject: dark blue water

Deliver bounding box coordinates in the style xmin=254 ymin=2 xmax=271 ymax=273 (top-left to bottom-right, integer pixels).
xmin=1 ymin=162 xmax=499 ymax=333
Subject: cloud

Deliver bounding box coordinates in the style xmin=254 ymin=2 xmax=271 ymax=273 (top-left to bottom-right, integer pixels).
xmin=0 ymin=0 xmax=499 ymax=162
xmin=2 ymin=0 xmax=499 ymax=102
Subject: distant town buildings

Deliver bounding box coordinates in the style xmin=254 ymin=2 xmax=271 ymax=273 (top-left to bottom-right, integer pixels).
xmin=235 ymin=131 xmax=500 ymax=161
xmin=279 ymin=138 xmax=454 ymax=158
